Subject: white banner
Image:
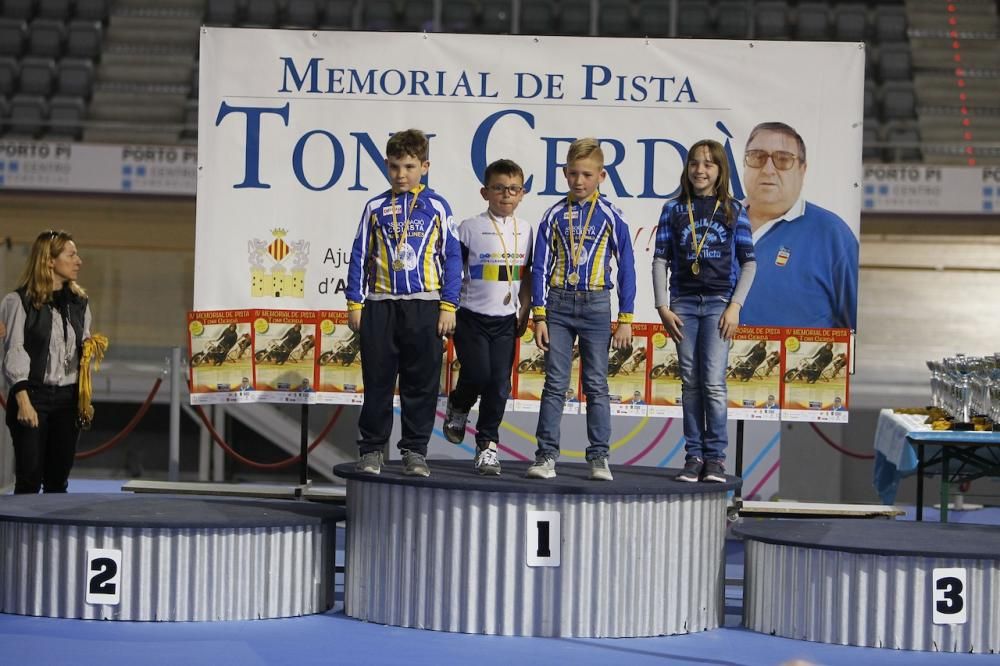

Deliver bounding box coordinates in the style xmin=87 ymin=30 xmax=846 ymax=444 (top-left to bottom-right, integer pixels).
xmin=0 ymin=141 xmax=197 ymax=195
xmin=194 ymin=28 xmax=864 ymax=323
xmin=862 ymin=164 xmax=1000 ymax=214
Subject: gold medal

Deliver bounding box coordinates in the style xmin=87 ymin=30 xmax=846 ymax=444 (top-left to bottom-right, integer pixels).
xmin=487 ymin=211 xmax=521 ymax=311
xmin=686 ymin=197 xmax=720 ymax=281
xmin=392 ymin=259 xmax=404 ymax=271
xmin=567 ymin=193 xmax=597 ymax=287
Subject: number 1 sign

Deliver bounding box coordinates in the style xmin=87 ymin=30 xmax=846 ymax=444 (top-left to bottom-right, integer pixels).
xmin=526 ymin=511 xmax=561 ymax=567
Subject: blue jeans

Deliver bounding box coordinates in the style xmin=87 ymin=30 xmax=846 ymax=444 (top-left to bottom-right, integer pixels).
xmin=535 ymin=288 xmax=612 ymax=461
xmin=672 ymin=294 xmax=730 ymax=462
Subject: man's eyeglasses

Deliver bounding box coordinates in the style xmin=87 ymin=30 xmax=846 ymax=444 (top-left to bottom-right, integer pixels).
xmin=487 ymin=185 xmax=525 ymax=195
xmin=744 ymin=150 xmax=802 ymax=170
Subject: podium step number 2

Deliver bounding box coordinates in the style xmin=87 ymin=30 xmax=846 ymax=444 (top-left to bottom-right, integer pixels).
xmin=933 ymin=568 xmax=967 ymax=625
xmin=526 ymin=511 xmax=560 ymax=567
xmin=86 ymin=548 xmax=123 ymax=606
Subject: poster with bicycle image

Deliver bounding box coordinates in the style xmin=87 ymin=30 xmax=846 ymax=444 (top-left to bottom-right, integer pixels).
xmin=188 ymin=310 xmax=254 ymax=403
xmin=647 ymin=328 xmax=682 ymax=419
xmin=316 ymin=310 xmax=363 ymax=404
xmin=608 ymin=322 xmax=653 ymax=417
xmin=726 ymin=327 xmax=783 ymax=421
xmin=781 ymin=329 xmax=851 ymax=423
xmin=513 ymin=321 xmax=580 ymax=414
xmin=252 ymin=310 xmax=318 ymax=401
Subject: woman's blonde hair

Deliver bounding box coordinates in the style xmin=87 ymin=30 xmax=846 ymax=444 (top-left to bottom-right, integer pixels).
xmin=18 ymin=230 xmax=86 ymax=308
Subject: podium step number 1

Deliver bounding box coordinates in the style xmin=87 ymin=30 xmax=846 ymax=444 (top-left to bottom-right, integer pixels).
xmin=526 ymin=511 xmax=560 ymax=567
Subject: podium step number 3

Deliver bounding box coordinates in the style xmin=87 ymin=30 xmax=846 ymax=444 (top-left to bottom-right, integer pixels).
xmin=526 ymin=511 xmax=560 ymax=567
xmin=933 ymin=568 xmax=967 ymax=625
xmin=86 ymin=548 xmax=123 ymax=606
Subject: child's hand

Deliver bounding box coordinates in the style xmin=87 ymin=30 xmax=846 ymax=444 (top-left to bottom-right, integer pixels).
xmin=534 ymin=321 xmax=549 ymax=351
xmin=516 ymin=307 xmax=531 ymax=337
xmin=718 ymin=303 xmax=741 ymax=341
xmin=658 ymin=306 xmax=683 ymax=341
xmin=612 ymin=322 xmax=632 ymax=350
xmin=437 ymin=310 xmax=456 ymax=337
xmin=347 ymin=309 xmax=362 ymax=333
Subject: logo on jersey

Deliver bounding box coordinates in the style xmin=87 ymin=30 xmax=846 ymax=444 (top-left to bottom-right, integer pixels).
xmin=775 ymin=247 xmax=791 ymax=267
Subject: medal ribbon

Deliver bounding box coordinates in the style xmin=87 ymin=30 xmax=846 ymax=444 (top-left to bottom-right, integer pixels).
xmin=686 ymin=197 xmax=721 ymax=272
xmin=487 ymin=211 xmax=519 ymax=305
xmin=567 ymin=191 xmax=598 ymax=284
xmin=390 ymin=186 xmax=423 ymax=269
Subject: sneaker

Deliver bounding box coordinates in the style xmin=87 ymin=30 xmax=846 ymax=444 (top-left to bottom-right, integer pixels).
xmin=676 ymin=457 xmax=703 ymax=483
xmin=356 ymin=450 xmax=383 ymax=475
xmin=401 ymin=449 xmax=431 ymax=477
xmin=474 ymin=442 xmax=501 ymax=476
xmin=525 ymin=455 xmax=557 ymax=479
xmin=443 ymin=400 xmax=469 ymax=444
xmin=589 ymin=456 xmax=613 ymax=481
xmin=702 ymin=459 xmax=726 ymax=483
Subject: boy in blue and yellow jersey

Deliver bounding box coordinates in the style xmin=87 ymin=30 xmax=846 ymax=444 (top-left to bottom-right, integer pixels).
xmin=345 ymin=128 xmax=462 ymax=477
xmin=527 ymin=138 xmax=636 ymax=481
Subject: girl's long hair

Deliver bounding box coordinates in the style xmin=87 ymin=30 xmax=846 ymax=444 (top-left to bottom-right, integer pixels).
xmin=18 ymin=230 xmax=86 ymax=309
xmin=678 ymin=139 xmax=735 ymax=227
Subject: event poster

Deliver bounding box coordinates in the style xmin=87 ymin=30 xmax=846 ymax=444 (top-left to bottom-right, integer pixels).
xmin=781 ymin=328 xmax=851 ymax=422
xmin=188 ymin=310 xmax=254 ymax=402
xmin=316 ymin=310 xmax=363 ymax=404
xmin=726 ymin=327 xmax=783 ymax=421
xmin=609 ymin=322 xmax=653 ymax=416
xmin=648 ymin=328 xmax=682 ymax=419
xmin=512 ymin=321 xmax=580 ymax=414
xmin=252 ymin=309 xmax=318 ymax=400
xmin=187 ymin=310 xmax=850 ymax=422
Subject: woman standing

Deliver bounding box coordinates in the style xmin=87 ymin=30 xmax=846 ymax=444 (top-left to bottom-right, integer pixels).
xmin=2 ymin=230 xmax=92 ymax=494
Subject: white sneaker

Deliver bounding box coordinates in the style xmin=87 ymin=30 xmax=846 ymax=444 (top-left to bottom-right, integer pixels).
xmin=525 ymin=455 xmax=557 ymax=479
xmin=474 ymin=442 xmax=501 ymax=476
xmin=589 ymin=457 xmax=613 ymax=481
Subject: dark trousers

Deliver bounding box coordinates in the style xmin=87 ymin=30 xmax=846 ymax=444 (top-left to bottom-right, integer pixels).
xmin=10 ymin=384 xmax=80 ymax=494
xmin=449 ymin=308 xmax=516 ymax=448
xmin=358 ymin=299 xmax=443 ymax=456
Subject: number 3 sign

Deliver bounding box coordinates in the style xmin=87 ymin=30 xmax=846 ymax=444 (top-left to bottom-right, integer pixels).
xmin=932 ymin=568 xmax=967 ymax=625
xmin=85 ymin=548 xmax=123 ymax=606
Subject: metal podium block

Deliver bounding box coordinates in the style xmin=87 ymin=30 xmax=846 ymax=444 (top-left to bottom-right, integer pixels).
xmin=0 ymin=494 xmax=344 ymax=621
xmin=736 ymin=519 xmax=1000 ymax=653
xmin=335 ymin=461 xmax=739 ymax=637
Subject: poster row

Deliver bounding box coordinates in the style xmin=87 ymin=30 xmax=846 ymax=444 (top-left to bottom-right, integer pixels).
xmin=188 ymin=310 xmax=851 ymax=423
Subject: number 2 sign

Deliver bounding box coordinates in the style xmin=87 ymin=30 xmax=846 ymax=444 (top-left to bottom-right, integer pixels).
xmin=85 ymin=548 xmax=122 ymax=606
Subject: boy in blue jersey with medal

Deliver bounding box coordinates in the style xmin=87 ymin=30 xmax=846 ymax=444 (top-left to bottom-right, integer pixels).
xmin=443 ymin=159 xmax=534 ymax=475
xmin=527 ymin=138 xmax=637 ymax=481
xmin=345 ymin=129 xmax=462 ymax=477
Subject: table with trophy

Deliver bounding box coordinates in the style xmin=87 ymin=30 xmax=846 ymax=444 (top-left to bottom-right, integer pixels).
xmin=874 ymin=354 xmax=1000 ymax=522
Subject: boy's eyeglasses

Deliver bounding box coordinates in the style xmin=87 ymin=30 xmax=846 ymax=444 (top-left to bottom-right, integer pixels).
xmin=488 ymin=185 xmax=525 ymax=195
xmin=744 ymin=150 xmax=801 ymax=170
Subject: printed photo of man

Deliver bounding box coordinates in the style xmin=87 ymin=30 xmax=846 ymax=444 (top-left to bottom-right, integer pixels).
xmin=739 ymin=122 xmax=859 ymax=330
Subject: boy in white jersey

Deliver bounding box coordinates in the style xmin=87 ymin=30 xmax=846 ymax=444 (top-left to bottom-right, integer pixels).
xmin=443 ymin=159 xmax=533 ymax=475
